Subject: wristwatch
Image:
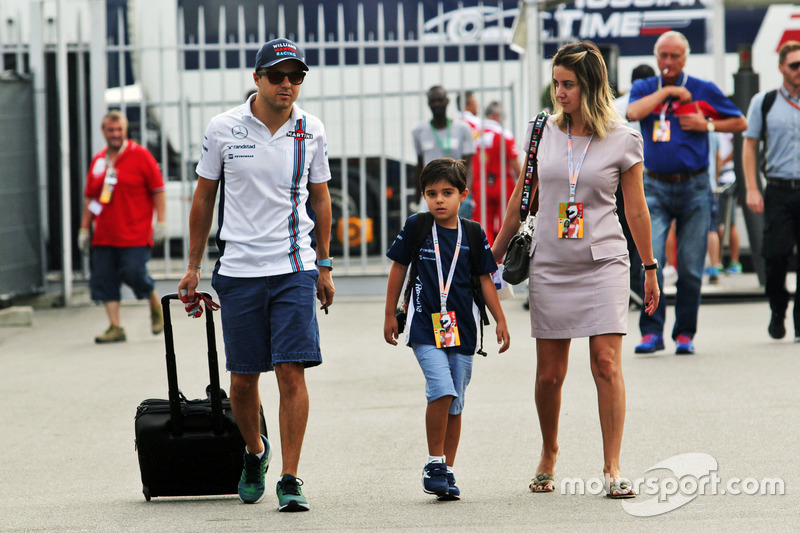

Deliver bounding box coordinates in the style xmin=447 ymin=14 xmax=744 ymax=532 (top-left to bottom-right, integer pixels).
xmin=707 ymin=120 xmax=715 ymax=132
xmin=317 ymin=258 xmax=333 ymax=270
xmin=642 ymin=259 xmax=659 ymax=271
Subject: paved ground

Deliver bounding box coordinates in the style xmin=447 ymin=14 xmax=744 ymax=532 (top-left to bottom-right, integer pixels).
xmin=1 ymin=280 xmax=798 ymax=532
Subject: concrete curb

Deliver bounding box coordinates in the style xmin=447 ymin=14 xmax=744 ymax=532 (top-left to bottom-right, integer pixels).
xmin=0 ymin=306 xmax=33 ymax=327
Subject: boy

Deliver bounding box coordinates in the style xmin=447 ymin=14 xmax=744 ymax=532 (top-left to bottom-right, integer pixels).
xmin=383 ymin=158 xmax=510 ymax=500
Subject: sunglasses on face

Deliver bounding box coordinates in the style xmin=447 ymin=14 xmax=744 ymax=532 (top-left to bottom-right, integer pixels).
xmin=259 ymin=70 xmax=306 ymax=85
xmin=787 ymin=61 xmax=800 ymax=71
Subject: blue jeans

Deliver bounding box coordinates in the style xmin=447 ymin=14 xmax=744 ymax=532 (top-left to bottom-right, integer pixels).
xmin=639 ymin=172 xmax=710 ymax=340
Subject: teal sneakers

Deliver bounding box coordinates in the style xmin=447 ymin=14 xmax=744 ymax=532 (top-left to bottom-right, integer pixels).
xmin=276 ymin=474 xmax=309 ymax=512
xmin=238 ymin=435 xmax=272 ymax=504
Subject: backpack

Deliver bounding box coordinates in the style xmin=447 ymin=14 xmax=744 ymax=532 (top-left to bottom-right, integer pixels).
xmin=759 ymin=89 xmax=777 ymax=175
xmin=400 ymin=212 xmax=490 ymax=356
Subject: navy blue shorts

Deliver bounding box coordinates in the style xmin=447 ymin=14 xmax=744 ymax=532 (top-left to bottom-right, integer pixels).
xmin=211 ymin=270 xmax=322 ymax=373
xmin=90 ymin=246 xmax=155 ymax=302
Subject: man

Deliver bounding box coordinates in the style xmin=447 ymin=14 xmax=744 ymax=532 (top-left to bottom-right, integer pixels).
xmin=412 ymin=86 xmax=475 ymax=212
xmin=456 ymin=90 xmax=482 ymax=218
xmin=613 ymin=64 xmax=656 ymax=130
xmin=471 ymin=101 xmax=521 ymax=244
xmin=626 ymin=31 xmax=746 ymax=355
xmin=714 ymin=132 xmax=742 ymax=276
xmin=456 ymin=90 xmax=481 ymax=133
xmin=742 ymin=40 xmax=800 ymax=343
xmin=177 ymin=38 xmax=335 ymax=511
xmin=79 ymin=110 xmax=166 ymax=343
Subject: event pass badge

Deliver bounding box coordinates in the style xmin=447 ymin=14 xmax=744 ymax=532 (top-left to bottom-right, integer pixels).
xmin=653 ymin=120 xmax=671 ymax=142
xmin=558 ymin=202 xmax=584 ymax=239
xmin=432 ymin=311 xmax=460 ymax=348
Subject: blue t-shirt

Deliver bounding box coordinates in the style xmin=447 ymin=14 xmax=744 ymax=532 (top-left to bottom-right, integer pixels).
xmin=387 ymin=214 xmax=497 ymax=355
xmin=630 ymin=74 xmax=743 ymax=174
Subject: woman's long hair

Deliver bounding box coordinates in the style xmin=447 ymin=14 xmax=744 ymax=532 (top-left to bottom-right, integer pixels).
xmin=549 ymin=41 xmax=622 ymax=139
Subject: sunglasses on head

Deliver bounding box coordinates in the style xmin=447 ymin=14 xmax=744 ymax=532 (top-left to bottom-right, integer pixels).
xmin=259 ymin=70 xmax=306 ymax=85
xmin=787 ymin=61 xmax=800 ymax=71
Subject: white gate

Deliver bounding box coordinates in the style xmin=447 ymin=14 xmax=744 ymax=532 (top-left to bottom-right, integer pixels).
xmin=0 ymin=0 xmax=529 ymax=287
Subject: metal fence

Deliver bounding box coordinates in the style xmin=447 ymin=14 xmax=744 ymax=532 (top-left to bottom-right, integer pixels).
xmin=0 ymin=0 xmax=529 ymax=295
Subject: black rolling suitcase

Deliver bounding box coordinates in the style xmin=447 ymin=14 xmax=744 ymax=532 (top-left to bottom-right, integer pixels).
xmin=134 ymin=292 xmax=267 ymax=501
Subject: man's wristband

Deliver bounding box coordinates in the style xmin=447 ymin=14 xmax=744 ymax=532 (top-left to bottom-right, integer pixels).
xmin=642 ymin=259 xmax=659 ymax=271
xmin=188 ymin=264 xmax=202 ymax=269
xmin=317 ymin=258 xmax=333 ymax=270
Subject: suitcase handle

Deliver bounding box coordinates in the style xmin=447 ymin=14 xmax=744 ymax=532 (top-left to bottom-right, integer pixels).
xmin=161 ymin=292 xmax=224 ymax=437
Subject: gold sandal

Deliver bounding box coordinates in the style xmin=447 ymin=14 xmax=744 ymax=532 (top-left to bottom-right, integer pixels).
xmin=529 ymin=472 xmax=555 ymax=493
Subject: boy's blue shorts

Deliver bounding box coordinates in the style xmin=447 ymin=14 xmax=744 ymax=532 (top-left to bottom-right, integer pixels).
xmin=412 ymin=343 xmax=473 ymax=415
xmin=212 ymin=270 xmax=322 ymax=373
xmin=90 ymin=246 xmax=155 ymax=302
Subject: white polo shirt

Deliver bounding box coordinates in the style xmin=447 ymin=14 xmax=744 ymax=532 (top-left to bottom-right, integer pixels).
xmin=196 ymin=98 xmax=331 ymax=277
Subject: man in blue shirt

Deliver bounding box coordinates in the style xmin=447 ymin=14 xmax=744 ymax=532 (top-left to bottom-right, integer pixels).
xmin=742 ymin=41 xmax=800 ymax=343
xmin=626 ymin=31 xmax=747 ymax=355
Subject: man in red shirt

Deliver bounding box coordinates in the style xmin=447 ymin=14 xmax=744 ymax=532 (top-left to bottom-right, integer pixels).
xmin=471 ymin=101 xmax=521 ymax=244
xmin=79 ymin=110 xmax=167 ymax=343
xmin=456 ymin=90 xmax=481 ymax=219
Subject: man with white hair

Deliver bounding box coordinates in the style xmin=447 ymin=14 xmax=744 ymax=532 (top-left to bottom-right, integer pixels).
xmin=626 ymin=31 xmax=746 ymax=355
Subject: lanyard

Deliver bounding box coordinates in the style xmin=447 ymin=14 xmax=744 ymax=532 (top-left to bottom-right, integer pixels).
xmin=779 ymin=86 xmax=800 ymax=113
xmin=657 ymin=73 xmax=688 ymax=126
xmin=431 ymin=219 xmax=462 ymax=314
xmin=567 ymin=123 xmax=593 ymax=204
xmin=430 ymin=120 xmax=452 ymax=156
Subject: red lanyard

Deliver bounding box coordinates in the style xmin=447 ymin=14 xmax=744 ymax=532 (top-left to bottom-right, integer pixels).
xmin=779 ymin=87 xmax=800 ymax=113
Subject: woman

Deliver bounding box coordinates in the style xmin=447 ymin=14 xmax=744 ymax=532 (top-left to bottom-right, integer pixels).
xmin=492 ymin=41 xmax=659 ymax=498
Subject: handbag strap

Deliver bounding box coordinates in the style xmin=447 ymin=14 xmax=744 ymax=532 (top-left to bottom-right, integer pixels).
xmin=519 ymin=111 xmax=548 ymax=222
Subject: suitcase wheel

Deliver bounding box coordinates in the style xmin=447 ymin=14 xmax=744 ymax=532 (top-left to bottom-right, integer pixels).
xmin=143 ymin=485 xmax=151 ymax=501
xmin=206 ymin=384 xmax=228 ymax=399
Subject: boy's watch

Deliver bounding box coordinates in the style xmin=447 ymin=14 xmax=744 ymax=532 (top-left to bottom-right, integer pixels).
xmin=318 ymin=258 xmax=333 ymax=270
xmin=642 ymin=259 xmax=659 ymax=271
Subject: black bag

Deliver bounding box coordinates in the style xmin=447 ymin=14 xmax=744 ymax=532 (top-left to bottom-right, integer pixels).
xmin=502 ymin=111 xmax=547 ymax=286
xmin=502 ymin=216 xmax=535 ymax=285
xmin=134 ymin=292 xmax=267 ymax=501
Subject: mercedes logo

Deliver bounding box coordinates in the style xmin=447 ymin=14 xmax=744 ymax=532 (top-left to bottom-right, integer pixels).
xmin=232 ymin=125 xmax=248 ymax=139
